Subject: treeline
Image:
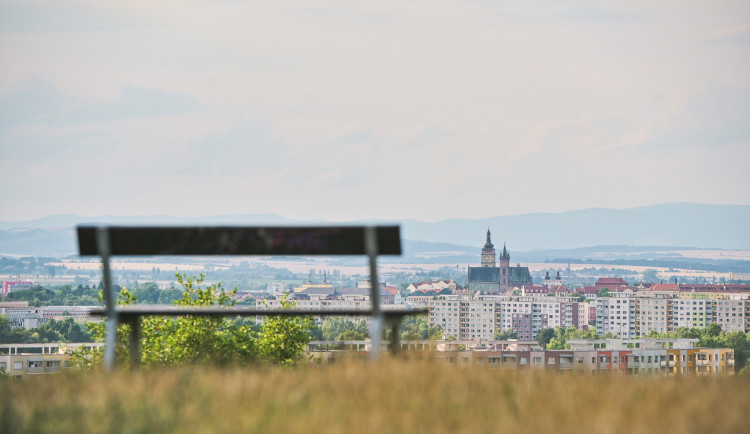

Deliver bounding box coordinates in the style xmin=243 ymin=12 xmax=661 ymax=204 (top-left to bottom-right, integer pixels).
xmin=0 ymin=282 xmax=185 ymax=307
xmin=2 ymin=284 xmax=100 ymax=306
xmin=0 ymin=256 xmax=58 ymax=276
xmin=0 ymin=316 xmax=92 ymax=344
xmin=555 ymin=257 xmax=750 ymax=273
xmin=312 ymin=316 xmax=443 ymax=341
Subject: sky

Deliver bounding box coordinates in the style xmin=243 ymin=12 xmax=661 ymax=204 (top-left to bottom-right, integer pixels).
xmin=1 ymin=0 xmax=749 ymax=223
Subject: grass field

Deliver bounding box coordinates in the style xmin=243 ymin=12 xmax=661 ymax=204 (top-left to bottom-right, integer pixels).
xmin=2 ymin=357 xmax=749 ymax=433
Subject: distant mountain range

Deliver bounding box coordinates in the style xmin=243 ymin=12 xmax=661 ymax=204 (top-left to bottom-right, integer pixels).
xmin=0 ymin=203 xmax=748 ymax=257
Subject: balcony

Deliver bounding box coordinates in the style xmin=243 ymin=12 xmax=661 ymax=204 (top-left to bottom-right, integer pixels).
xmin=26 ymin=362 xmax=44 ymax=374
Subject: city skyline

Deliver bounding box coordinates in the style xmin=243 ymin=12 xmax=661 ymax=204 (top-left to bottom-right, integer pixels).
xmin=1 ymin=1 xmax=749 ymax=222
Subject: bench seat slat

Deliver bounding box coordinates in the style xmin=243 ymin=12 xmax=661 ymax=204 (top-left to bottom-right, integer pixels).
xmin=89 ymin=305 xmax=427 ymax=318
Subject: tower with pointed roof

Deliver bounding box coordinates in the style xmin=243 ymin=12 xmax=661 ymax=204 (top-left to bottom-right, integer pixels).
xmin=481 ymin=227 xmax=496 ymax=267
xmin=499 ymin=242 xmax=510 ymax=291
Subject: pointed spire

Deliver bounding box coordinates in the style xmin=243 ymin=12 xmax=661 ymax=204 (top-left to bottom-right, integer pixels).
xmin=501 ymin=242 xmax=509 ymax=260
xmin=483 ymin=226 xmax=494 ymax=249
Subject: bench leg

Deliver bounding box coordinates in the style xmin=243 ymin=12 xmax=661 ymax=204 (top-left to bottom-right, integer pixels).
xmin=388 ymin=316 xmax=403 ymax=356
xmin=126 ymin=317 xmax=141 ymax=370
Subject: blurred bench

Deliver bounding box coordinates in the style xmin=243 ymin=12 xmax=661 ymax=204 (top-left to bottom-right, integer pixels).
xmin=77 ymin=225 xmax=425 ymax=370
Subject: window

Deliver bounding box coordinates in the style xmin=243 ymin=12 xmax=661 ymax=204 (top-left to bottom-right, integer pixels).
xmin=547 ymin=358 xmax=555 ymax=365
xmin=533 ymin=357 xmax=542 ymax=364
xmin=13 ymin=362 xmax=22 ymax=370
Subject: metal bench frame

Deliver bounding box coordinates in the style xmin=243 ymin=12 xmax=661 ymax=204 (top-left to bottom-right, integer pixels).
xmin=77 ymin=225 xmax=425 ymax=370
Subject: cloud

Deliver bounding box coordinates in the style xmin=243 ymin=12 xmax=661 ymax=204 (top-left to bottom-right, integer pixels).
xmin=1 ymin=1 xmax=749 ymax=221
xmin=0 ymin=1 xmax=149 ymax=34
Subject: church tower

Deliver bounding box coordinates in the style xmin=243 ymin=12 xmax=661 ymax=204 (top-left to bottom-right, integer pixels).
xmin=499 ymin=243 xmax=510 ymax=292
xmin=481 ymin=228 xmax=496 ymax=267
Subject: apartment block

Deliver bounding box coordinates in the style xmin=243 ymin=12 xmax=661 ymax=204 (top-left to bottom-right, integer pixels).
xmin=596 ymin=296 xmax=637 ymax=338
xmin=0 ymin=343 xmax=103 ymax=379
xmin=638 ymin=298 xmax=670 ymax=334
xmin=713 ymin=299 xmax=745 ymax=332
xmin=673 ymin=298 xmax=713 ymax=329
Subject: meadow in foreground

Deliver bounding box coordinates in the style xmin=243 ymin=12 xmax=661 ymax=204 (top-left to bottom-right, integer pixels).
xmin=2 ymin=356 xmax=748 ymax=433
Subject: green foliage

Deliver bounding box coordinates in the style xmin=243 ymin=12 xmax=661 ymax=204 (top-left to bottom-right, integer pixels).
xmin=321 ymin=317 xmax=369 ymax=341
xmin=129 ymin=282 xmax=183 ymax=304
xmin=2 ymin=284 xmax=100 ymax=306
xmin=493 ymin=329 xmax=519 ymax=340
xmin=545 ymin=327 xmax=599 ymax=350
xmin=0 ymin=315 xmax=91 ymax=344
xmin=256 ymin=295 xmax=315 ymax=367
xmin=1 ymin=282 xmax=182 ymax=307
xmin=71 ymin=274 xmax=314 ymax=369
xmin=641 ymin=268 xmax=660 ymax=282
xmin=401 ymin=316 xmax=443 ymax=340
xmin=596 ymin=288 xmax=610 ymax=298
xmin=536 ymin=328 xmax=555 ymax=348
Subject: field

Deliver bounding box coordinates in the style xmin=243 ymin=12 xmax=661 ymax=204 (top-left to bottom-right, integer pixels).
xmin=3 ymin=358 xmax=749 ymax=433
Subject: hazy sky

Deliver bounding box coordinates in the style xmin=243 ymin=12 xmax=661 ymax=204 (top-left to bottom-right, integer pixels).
xmin=1 ymin=1 xmax=749 ymax=222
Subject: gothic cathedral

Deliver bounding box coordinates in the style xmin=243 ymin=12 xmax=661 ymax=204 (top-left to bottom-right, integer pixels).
xmin=468 ymin=228 xmax=532 ymax=294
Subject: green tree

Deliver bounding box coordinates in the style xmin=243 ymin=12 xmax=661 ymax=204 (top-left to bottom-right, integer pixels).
xmin=493 ymin=329 xmax=518 ymax=340
xmin=641 ymin=269 xmax=660 ymax=282
xmin=71 ymin=274 xmax=314 ymax=369
xmin=536 ymin=328 xmax=555 ymax=349
xmin=596 ymin=288 xmax=610 ymax=298
xmin=256 ymin=294 xmax=315 ymax=366
xmin=546 ymin=327 xmax=599 ymax=350
xmin=321 ymin=317 xmax=369 ymax=341
xmin=0 ymin=315 xmax=12 ymax=343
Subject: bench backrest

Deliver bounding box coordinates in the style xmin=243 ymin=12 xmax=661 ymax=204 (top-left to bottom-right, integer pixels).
xmin=77 ymin=226 xmax=401 ymax=256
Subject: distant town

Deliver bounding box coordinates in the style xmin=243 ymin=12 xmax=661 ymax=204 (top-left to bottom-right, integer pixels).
xmin=2 ymin=227 xmax=749 ymax=377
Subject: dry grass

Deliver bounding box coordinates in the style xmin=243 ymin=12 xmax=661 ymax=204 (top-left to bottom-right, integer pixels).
xmin=2 ymin=357 xmax=749 ymax=434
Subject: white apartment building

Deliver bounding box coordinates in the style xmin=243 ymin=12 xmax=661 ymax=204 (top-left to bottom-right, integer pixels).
xmin=430 ymin=295 xmax=585 ymax=341
xmin=638 ymin=298 xmax=670 ymax=335
xmin=596 ymin=295 xmax=637 ymax=338
xmin=673 ymin=299 xmax=713 ymax=329
xmin=714 ymin=299 xmax=745 ymax=332
xmin=459 ymin=296 xmax=499 ymax=340
xmin=429 ymin=295 xmax=463 ymax=338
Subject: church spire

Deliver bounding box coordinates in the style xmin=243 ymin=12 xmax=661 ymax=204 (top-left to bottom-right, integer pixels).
xmin=500 ymin=243 xmax=509 ymax=260
xmin=484 ymin=226 xmax=494 ymax=248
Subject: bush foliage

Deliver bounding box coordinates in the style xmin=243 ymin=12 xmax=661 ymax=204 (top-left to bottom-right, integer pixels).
xmin=72 ymin=274 xmax=314 ymax=368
